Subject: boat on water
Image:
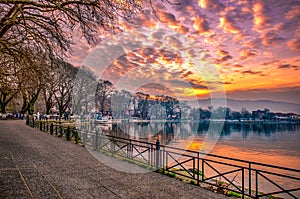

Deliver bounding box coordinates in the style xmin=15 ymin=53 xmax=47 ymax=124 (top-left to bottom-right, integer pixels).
xmin=96 ymin=116 xmax=113 ymax=124
xmin=96 ymin=117 xmax=112 ymax=124
xmin=91 ymin=113 xmax=113 ymax=124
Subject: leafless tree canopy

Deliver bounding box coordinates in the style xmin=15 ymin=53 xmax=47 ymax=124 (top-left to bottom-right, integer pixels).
xmin=0 ymin=0 xmax=177 ymax=114
xmin=0 ymin=0 xmax=143 ymax=61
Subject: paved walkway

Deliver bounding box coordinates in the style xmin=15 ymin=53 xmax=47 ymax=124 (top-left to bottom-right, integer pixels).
xmin=0 ymin=120 xmax=227 ymax=199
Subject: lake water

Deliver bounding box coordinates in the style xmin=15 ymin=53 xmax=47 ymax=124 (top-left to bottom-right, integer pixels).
xmin=102 ymin=121 xmax=300 ymax=168
xmin=99 ymin=121 xmax=300 ymax=198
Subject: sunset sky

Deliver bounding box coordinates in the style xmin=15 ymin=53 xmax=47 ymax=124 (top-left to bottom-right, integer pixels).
xmin=71 ymin=0 xmax=300 ymax=104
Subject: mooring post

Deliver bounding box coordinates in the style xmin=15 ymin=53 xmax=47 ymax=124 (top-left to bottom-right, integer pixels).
xmin=156 ymin=139 xmax=160 ymax=170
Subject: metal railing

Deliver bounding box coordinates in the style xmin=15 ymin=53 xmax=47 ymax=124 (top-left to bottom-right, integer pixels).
xmin=27 ymin=117 xmax=80 ymax=144
xmin=27 ymin=119 xmax=300 ymax=199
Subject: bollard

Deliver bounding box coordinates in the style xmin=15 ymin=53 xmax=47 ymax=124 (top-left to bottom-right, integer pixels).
xmin=156 ymin=139 xmax=160 ymax=170
xmin=32 ymin=118 xmax=35 ymax=128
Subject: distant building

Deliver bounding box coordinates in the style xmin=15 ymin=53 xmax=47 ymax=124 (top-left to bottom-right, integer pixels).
xmin=275 ymin=112 xmax=300 ymax=121
xmin=252 ymin=109 xmax=269 ymax=120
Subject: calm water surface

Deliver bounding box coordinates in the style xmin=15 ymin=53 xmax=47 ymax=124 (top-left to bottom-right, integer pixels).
xmin=103 ymin=121 xmax=300 ymax=169
xmin=101 ymin=121 xmax=300 ymax=197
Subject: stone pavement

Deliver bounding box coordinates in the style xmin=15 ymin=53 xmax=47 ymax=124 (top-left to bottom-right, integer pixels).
xmin=0 ymin=120 xmax=228 ymax=199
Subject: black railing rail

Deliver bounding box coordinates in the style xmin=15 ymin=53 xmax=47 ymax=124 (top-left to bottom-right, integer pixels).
xmin=27 ymin=119 xmax=300 ymax=199
xmin=27 ymin=118 xmax=80 ymax=144
xmin=82 ymin=129 xmax=300 ymax=199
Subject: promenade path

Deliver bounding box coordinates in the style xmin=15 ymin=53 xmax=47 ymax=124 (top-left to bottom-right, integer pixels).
xmin=0 ymin=120 xmax=227 ymax=199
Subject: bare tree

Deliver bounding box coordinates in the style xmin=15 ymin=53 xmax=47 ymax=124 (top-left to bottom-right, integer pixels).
xmin=95 ymin=79 xmax=114 ymax=115
xmin=52 ymin=60 xmax=78 ymax=117
xmin=0 ymin=0 xmax=176 ymax=115
xmin=72 ymin=66 xmax=98 ymax=116
xmin=0 ymin=55 xmax=20 ymax=113
xmin=19 ymin=52 xmax=49 ymax=115
xmin=0 ymin=0 xmax=144 ymax=68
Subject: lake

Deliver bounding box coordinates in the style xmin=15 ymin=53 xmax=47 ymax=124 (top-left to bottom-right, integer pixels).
xmin=99 ymin=121 xmax=300 ymax=198
xmin=102 ymin=121 xmax=300 ymax=167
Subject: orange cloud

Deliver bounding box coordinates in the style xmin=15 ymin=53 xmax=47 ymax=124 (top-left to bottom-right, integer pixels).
xmin=252 ymin=1 xmax=270 ymax=31
xmin=285 ymin=5 xmax=300 ymax=20
xmin=239 ymin=48 xmax=260 ymax=60
xmin=157 ymin=11 xmax=189 ymax=34
xmin=287 ymin=38 xmax=300 ymax=52
xmin=192 ymin=16 xmax=212 ymax=35
xmin=219 ymin=16 xmax=241 ymax=34
xmin=260 ymin=30 xmax=284 ymax=47
xmin=198 ymin=0 xmax=224 ymax=11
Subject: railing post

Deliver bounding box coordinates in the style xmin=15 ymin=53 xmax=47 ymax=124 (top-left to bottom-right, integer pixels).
xmin=66 ymin=126 xmax=71 ymax=141
xmin=74 ymin=129 xmax=79 ymax=144
xmin=127 ymin=140 xmax=131 ymax=159
xmin=242 ymin=168 xmax=245 ymax=199
xmin=94 ymin=128 xmax=99 ymax=151
xmin=202 ymin=159 xmax=204 ymax=181
xmin=197 ymin=153 xmax=200 ymax=185
xmin=50 ymin=123 xmax=53 ymax=135
xmin=156 ymin=139 xmax=160 ymax=170
xmin=256 ymin=171 xmax=258 ymax=198
xmin=59 ymin=125 xmax=63 ymax=138
xmin=193 ymin=157 xmax=195 ymax=179
xmin=55 ymin=125 xmax=58 ymax=136
xmin=40 ymin=121 xmax=42 ymax=131
xmin=26 ymin=116 xmax=29 ymax=125
xmin=162 ymin=146 xmax=165 ymax=172
xmin=249 ymin=163 xmax=252 ymax=197
xmin=110 ymin=138 xmax=115 ymax=153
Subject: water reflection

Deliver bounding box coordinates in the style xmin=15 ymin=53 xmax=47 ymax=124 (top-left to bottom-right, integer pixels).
xmin=101 ymin=121 xmax=300 ymax=145
xmin=98 ymin=121 xmax=300 ymax=197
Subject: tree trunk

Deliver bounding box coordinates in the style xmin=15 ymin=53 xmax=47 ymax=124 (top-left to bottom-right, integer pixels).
xmin=20 ymin=96 xmax=28 ymax=114
xmin=1 ymin=103 xmax=6 ymax=114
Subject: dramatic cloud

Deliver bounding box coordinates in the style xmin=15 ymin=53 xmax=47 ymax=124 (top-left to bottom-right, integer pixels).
xmin=288 ymin=38 xmax=300 ymax=52
xmin=241 ymin=70 xmax=264 ymax=76
xmin=260 ymin=30 xmax=285 ymax=47
xmin=278 ymin=64 xmax=299 ymax=70
xmin=219 ymin=16 xmax=241 ymax=34
xmin=239 ymin=48 xmax=260 ymax=60
xmin=216 ymin=50 xmax=233 ymax=63
xmin=285 ymin=5 xmax=300 ymax=21
xmin=72 ymin=1 xmax=300 ymax=103
xmin=198 ymin=0 xmax=224 ymax=11
xmin=192 ymin=16 xmax=211 ymax=35
xmin=233 ymin=64 xmax=244 ymax=68
xmin=157 ymin=11 xmax=189 ymax=34
xmin=252 ymin=1 xmax=270 ymax=32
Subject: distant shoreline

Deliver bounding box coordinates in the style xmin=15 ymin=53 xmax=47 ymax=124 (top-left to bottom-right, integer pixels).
xmin=113 ymin=119 xmax=300 ymax=124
